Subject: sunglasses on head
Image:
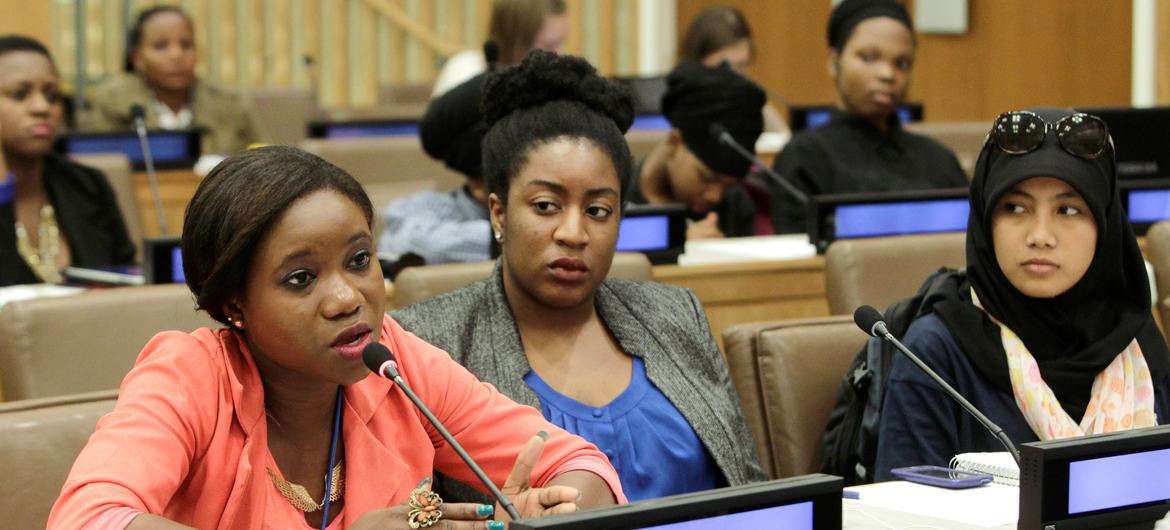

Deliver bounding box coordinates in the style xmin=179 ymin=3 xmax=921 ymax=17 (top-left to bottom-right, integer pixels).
xmin=988 ymin=110 xmax=1111 ymax=160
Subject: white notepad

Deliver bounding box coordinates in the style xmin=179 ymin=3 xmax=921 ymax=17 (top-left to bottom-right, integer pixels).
xmin=951 ymin=452 xmax=1020 ymax=487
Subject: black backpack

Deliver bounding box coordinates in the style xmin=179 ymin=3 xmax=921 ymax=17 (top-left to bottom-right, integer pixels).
xmin=820 ymin=267 xmax=965 ymax=485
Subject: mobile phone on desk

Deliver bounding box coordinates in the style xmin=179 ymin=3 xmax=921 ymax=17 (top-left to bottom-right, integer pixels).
xmin=890 ymin=465 xmax=992 ymax=489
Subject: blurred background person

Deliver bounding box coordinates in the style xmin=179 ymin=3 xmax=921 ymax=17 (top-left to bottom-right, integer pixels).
xmin=85 ymin=5 xmax=261 ymax=156
xmin=768 ymin=0 xmax=966 ymax=234
xmin=431 ymin=0 xmax=568 ymax=98
xmin=0 ymin=35 xmax=134 ymax=286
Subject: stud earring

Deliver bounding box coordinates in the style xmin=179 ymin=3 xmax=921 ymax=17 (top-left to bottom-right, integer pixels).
xmin=228 ymin=316 xmax=245 ymax=330
xmin=493 ymin=231 xmax=504 ymax=243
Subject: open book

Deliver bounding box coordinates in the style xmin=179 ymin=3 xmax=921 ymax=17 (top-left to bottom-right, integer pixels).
xmin=951 ymin=452 xmax=1019 ymax=487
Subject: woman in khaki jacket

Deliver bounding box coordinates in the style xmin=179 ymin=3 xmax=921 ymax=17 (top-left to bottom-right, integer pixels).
xmin=85 ymin=6 xmax=260 ymax=155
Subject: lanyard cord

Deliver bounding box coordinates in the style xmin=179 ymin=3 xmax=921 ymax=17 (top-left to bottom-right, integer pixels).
xmin=320 ymin=387 xmax=344 ymax=530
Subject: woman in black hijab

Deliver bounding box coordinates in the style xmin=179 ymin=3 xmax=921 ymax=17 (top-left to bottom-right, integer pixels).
xmin=874 ymin=108 xmax=1170 ymax=480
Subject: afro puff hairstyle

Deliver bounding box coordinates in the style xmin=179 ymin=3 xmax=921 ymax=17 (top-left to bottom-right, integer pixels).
xmin=481 ymin=49 xmax=635 ymax=205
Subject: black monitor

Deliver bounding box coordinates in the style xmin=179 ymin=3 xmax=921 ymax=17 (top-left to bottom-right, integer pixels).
xmin=1080 ymin=106 xmax=1170 ymax=180
xmin=613 ymin=75 xmax=668 ymax=115
xmin=307 ymin=119 xmax=421 ymax=138
xmin=56 ymin=129 xmax=202 ymax=170
xmin=1019 ymin=424 xmax=1170 ymax=530
xmin=142 ymin=236 xmax=185 ymax=284
xmin=510 ymin=474 xmax=842 ymax=530
xmin=789 ymin=103 xmax=923 ymax=132
xmin=1120 ymin=178 xmax=1170 ymax=235
xmin=810 ymin=188 xmax=969 ymax=253
xmin=616 ymin=203 xmax=687 ymax=265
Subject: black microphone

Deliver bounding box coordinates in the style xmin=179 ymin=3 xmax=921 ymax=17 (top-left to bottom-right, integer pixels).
xmin=853 ymin=305 xmax=1021 ymax=465
xmin=483 ymin=40 xmax=500 ymax=72
xmin=363 ymin=343 xmax=522 ymax=520
xmin=129 ymin=103 xmax=169 ymax=236
xmin=708 ymin=122 xmax=809 ymax=205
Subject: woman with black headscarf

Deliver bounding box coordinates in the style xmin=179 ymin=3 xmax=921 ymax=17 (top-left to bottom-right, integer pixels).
xmin=874 ymin=108 xmax=1170 ymax=481
xmin=767 ymin=0 xmax=967 ymax=234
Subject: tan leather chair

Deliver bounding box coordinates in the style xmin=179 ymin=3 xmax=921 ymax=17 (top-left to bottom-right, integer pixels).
xmin=249 ymin=86 xmax=320 ymax=145
xmin=298 ymin=137 xmax=465 ymax=209
xmin=392 ymin=252 xmax=654 ymax=308
xmin=70 ymin=153 xmax=143 ymax=260
xmin=824 ymin=232 xmax=966 ymax=316
xmin=722 ymin=316 xmax=864 ymax=478
xmin=0 ymin=284 xmax=217 ymax=401
xmin=379 ymin=81 xmax=435 ymax=105
xmin=1145 ymin=221 xmax=1170 ymax=327
xmin=0 ymin=390 xmax=118 ymax=528
xmin=626 ymin=129 xmax=668 ymax=162
xmin=904 ymin=121 xmax=987 ymax=178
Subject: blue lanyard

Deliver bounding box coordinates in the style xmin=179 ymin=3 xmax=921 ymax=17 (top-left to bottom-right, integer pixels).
xmin=0 ymin=175 xmax=14 ymax=205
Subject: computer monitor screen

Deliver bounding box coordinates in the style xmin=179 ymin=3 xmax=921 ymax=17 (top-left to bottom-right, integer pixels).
xmin=615 ymin=203 xmax=687 ymax=264
xmin=791 ymin=103 xmax=922 ymax=131
xmin=630 ymin=114 xmax=672 ymax=131
xmin=617 ymin=215 xmax=671 ymax=252
xmin=1127 ymin=188 xmax=1170 ymax=223
xmin=834 ymin=199 xmax=969 ymax=239
xmin=57 ymin=130 xmax=200 ymax=170
xmin=1068 ymin=447 xmax=1170 ymax=515
xmin=641 ymin=501 xmax=813 ymax=530
xmin=509 ymin=474 xmax=841 ymax=530
xmin=171 ymin=245 xmax=185 ymax=284
xmin=614 ymin=75 xmax=668 ymax=115
xmin=1080 ymin=106 xmax=1170 ymax=179
xmin=308 ymin=120 xmax=420 ymax=138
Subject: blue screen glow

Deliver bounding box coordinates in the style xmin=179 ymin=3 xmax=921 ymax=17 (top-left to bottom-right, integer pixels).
xmin=630 ymin=115 xmax=672 ymax=131
xmin=803 ymin=106 xmax=916 ymax=130
xmin=834 ymin=199 xmax=969 ymax=239
xmin=65 ymin=133 xmax=192 ymax=164
xmin=639 ymin=501 xmax=813 ymax=530
xmin=325 ymin=123 xmax=420 ymax=138
xmin=617 ymin=215 xmax=670 ymax=251
xmin=171 ymin=246 xmax=185 ymax=284
xmin=1069 ymin=447 xmax=1170 ymax=514
xmin=1127 ymin=189 xmax=1170 ymax=223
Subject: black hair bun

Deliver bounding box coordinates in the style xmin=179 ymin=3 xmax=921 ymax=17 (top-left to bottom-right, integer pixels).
xmin=482 ymin=49 xmax=634 ymax=134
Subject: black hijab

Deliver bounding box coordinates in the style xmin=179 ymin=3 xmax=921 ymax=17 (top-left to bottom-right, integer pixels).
xmin=660 ymin=61 xmax=765 ymax=178
xmin=936 ymin=107 xmax=1170 ymax=421
xmin=419 ymin=73 xmax=488 ymax=180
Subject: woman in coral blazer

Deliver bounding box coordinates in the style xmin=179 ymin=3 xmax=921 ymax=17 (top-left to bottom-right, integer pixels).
xmin=48 ymin=146 xmax=622 ymax=530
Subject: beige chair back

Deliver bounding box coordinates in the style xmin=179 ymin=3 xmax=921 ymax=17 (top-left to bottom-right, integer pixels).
xmin=0 ymin=390 xmax=118 ymax=529
xmin=824 ymin=232 xmax=966 ymax=315
xmin=70 ymin=153 xmax=142 ymax=260
xmin=249 ymin=86 xmax=320 ymax=145
xmin=626 ymin=129 xmax=667 ymax=162
xmin=0 ymin=284 xmax=217 ymax=401
xmin=393 ymin=253 xmax=654 ymax=308
xmin=1145 ymin=222 xmax=1170 ymax=327
xmin=298 ymin=137 xmax=465 ymax=208
xmin=904 ymin=121 xmax=987 ymax=178
xmin=723 ymin=316 xmax=864 ymax=478
xmin=379 ymin=82 xmax=434 ymax=105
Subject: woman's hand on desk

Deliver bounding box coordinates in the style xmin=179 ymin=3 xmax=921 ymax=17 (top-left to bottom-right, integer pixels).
xmin=498 ymin=433 xmax=585 ymax=520
xmin=350 ymin=479 xmax=503 ymax=530
xmin=687 ymin=212 xmax=725 ymax=241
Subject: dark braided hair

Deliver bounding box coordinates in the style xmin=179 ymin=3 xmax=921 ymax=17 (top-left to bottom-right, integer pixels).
xmin=481 ymin=49 xmax=634 ymax=205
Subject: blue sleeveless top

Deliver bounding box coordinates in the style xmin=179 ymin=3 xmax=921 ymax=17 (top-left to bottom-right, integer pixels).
xmin=523 ymin=356 xmax=720 ymax=501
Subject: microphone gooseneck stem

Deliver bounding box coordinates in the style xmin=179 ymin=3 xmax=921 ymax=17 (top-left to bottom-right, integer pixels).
xmin=389 ymin=372 xmax=522 ymax=521
xmin=717 ymin=132 xmax=809 ymax=205
xmin=879 ymin=331 xmax=1021 ymax=465
xmin=134 ymin=121 xmax=169 ymax=236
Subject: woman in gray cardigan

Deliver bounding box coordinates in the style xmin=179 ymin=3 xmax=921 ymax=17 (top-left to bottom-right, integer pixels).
xmin=392 ymin=50 xmax=764 ymax=503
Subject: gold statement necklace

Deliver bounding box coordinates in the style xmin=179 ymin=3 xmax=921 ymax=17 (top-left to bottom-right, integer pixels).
xmin=15 ymin=204 xmax=62 ymax=283
xmin=267 ymin=460 xmax=345 ymax=512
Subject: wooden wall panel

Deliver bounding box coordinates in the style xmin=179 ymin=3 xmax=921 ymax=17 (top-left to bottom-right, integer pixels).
xmin=677 ymin=0 xmax=1133 ymax=123
xmin=1159 ymin=0 xmax=1170 ymax=105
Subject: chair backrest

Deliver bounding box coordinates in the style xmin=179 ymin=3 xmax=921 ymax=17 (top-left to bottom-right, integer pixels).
xmin=904 ymin=121 xmax=987 ymax=178
xmin=625 ymin=129 xmax=667 ymax=162
xmin=298 ymin=136 xmax=465 ymax=208
xmin=0 ymin=390 xmax=118 ymax=529
xmin=69 ymin=153 xmax=142 ymax=260
xmin=722 ymin=316 xmax=864 ymax=478
xmin=1146 ymin=221 xmax=1170 ymax=327
xmin=0 ymin=284 xmax=217 ymax=401
xmin=378 ymin=81 xmax=434 ymax=105
xmin=824 ymin=232 xmax=966 ymax=315
xmin=249 ymin=86 xmax=319 ymax=145
xmin=392 ymin=252 xmax=654 ymax=308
